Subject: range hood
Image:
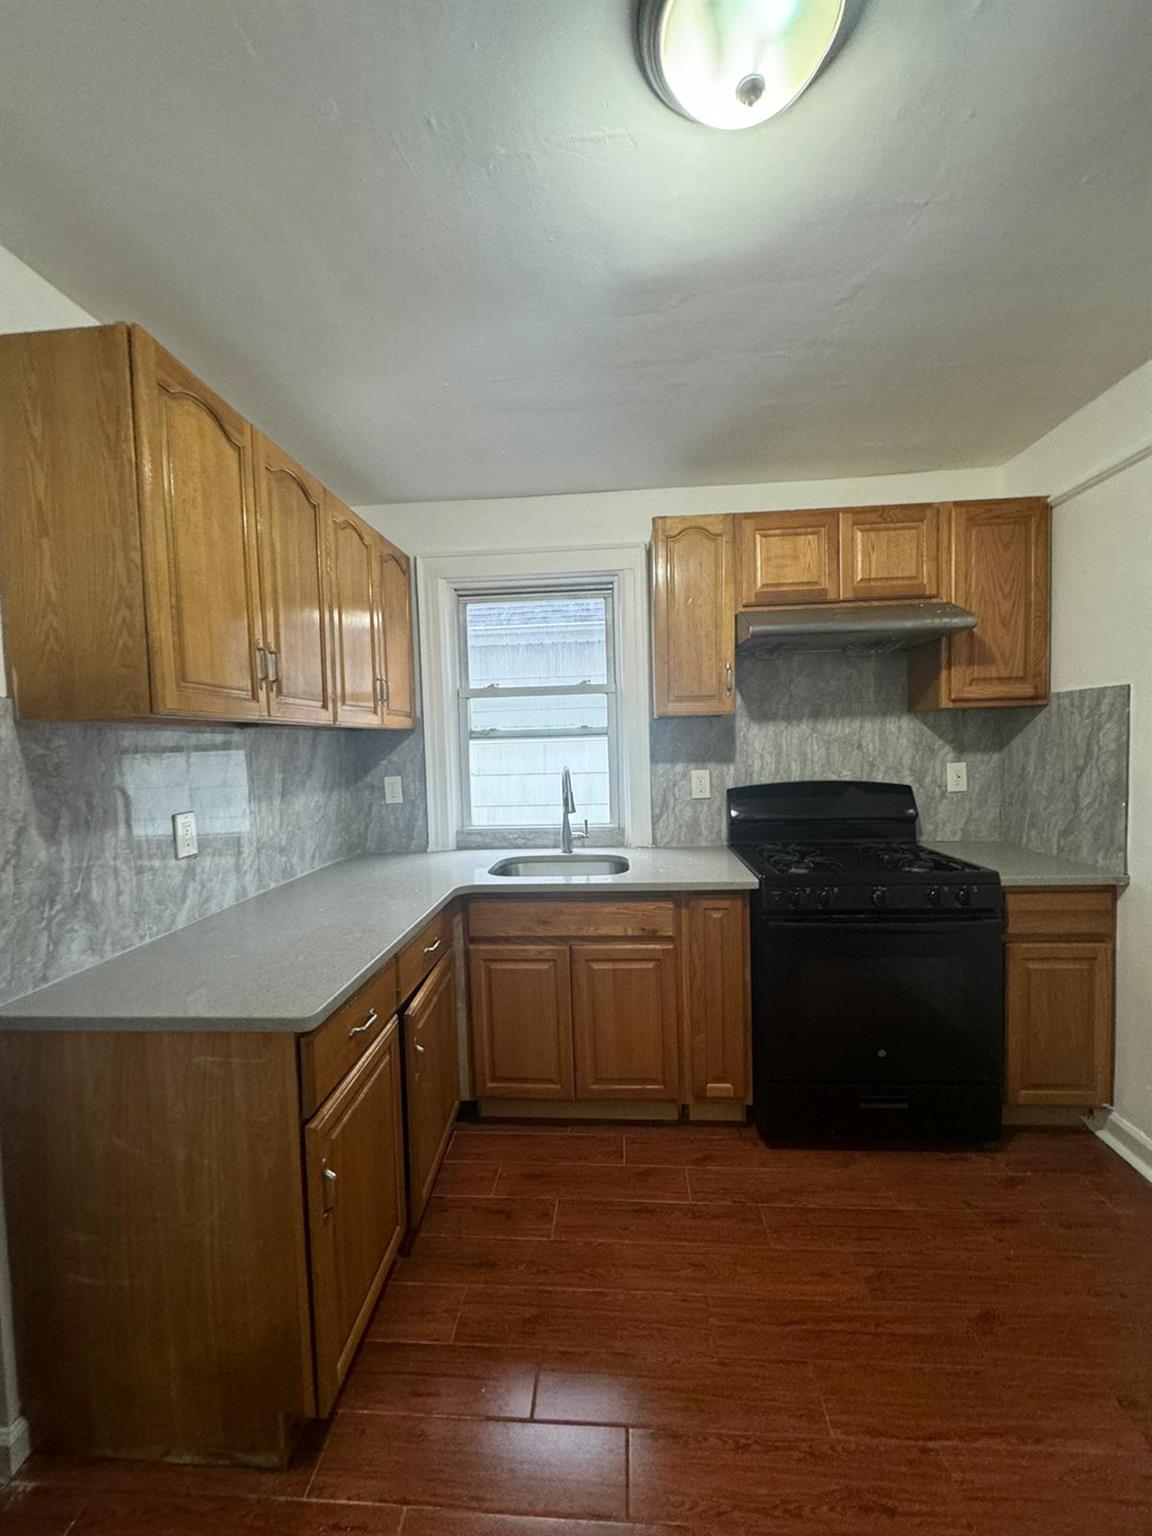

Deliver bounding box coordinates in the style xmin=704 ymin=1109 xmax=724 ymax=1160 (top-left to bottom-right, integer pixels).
xmin=736 ymin=601 xmax=978 ymax=656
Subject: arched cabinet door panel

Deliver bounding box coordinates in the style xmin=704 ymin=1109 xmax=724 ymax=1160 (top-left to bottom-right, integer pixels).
xmin=651 ymin=515 xmax=735 ymax=716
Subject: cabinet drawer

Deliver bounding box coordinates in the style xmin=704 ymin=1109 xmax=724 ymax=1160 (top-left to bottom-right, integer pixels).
xmin=300 ymin=960 xmax=398 ymax=1116
xmin=468 ymin=898 xmax=677 ymax=941
xmin=398 ymin=907 xmax=454 ymax=1002
xmin=1004 ymin=888 xmax=1116 ymax=942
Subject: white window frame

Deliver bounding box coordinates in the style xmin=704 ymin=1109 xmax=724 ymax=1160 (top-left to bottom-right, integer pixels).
xmin=417 ymin=546 xmax=652 ymax=851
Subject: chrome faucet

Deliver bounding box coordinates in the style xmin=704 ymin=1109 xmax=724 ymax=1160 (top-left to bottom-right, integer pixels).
xmin=560 ymin=766 xmax=584 ymax=853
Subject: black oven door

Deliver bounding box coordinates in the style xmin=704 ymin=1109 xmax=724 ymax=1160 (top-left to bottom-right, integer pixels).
xmin=753 ymin=914 xmax=1004 ymax=1089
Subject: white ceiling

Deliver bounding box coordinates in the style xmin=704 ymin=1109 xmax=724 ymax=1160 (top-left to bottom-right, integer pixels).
xmin=1 ymin=0 xmax=1149 ymax=503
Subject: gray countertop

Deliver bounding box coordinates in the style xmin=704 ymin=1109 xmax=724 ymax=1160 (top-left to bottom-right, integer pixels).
xmin=925 ymin=841 xmax=1129 ymax=889
xmin=0 ymin=847 xmax=756 ymax=1034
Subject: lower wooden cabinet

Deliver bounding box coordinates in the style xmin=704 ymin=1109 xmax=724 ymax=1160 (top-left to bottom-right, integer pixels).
xmin=466 ymin=894 xmax=750 ymax=1107
xmin=469 ymin=943 xmax=575 ymax=1099
xmin=684 ymin=894 xmax=750 ymax=1102
xmin=402 ymin=951 xmax=461 ymax=1228
xmin=305 ymin=1016 xmax=406 ymax=1415
xmin=572 ymin=943 xmax=680 ymax=1100
xmin=1003 ymin=887 xmax=1116 ymax=1107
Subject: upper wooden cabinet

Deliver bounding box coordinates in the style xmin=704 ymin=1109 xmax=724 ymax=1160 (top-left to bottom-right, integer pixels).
xmin=0 ymin=323 xmax=415 ymax=729
xmin=838 ymin=505 xmax=939 ymax=601
xmin=738 ymin=509 xmax=840 ymax=607
xmin=377 ymin=538 xmax=418 ymax=729
xmin=252 ymin=432 xmax=333 ymax=724
xmin=329 ymin=497 xmax=384 ymax=728
xmin=650 ymin=515 xmax=735 ymax=716
xmin=909 ymin=498 xmax=1050 ymax=710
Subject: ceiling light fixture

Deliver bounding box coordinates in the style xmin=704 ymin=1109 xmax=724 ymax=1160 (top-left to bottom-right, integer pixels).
xmin=637 ymin=0 xmax=846 ymax=131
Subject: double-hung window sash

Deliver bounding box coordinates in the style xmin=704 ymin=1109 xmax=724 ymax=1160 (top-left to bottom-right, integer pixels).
xmin=457 ymin=587 xmax=620 ymax=835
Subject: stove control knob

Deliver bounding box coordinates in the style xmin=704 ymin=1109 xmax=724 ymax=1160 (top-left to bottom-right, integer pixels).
xmin=956 ymin=886 xmax=972 ymax=907
xmin=927 ymin=887 xmax=942 ymax=906
xmin=871 ymin=887 xmax=888 ymax=908
xmin=817 ymin=887 xmax=833 ymax=909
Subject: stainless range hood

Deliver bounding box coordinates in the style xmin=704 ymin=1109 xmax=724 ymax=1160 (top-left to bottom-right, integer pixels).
xmin=736 ymin=601 xmax=978 ymax=656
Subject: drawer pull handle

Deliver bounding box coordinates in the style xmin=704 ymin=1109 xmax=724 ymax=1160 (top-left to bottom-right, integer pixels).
xmin=422 ymin=937 xmax=442 ymax=956
xmin=349 ymin=1008 xmax=379 ymax=1038
xmin=322 ymin=1159 xmax=338 ymax=1214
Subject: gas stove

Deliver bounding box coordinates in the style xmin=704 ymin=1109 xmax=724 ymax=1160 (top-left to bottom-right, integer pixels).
xmin=729 ymin=783 xmax=1002 ymax=917
xmin=729 ymin=781 xmax=1005 ymax=1147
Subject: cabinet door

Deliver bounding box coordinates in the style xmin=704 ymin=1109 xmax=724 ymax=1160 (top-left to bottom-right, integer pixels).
xmin=131 ymin=328 xmax=267 ymax=719
xmin=404 ymin=953 xmax=461 ymax=1228
xmin=839 ymin=506 xmax=939 ymax=600
xmin=651 ymin=516 xmax=735 ymax=716
xmin=377 ymin=538 xmax=418 ymax=728
xmin=572 ymin=943 xmax=680 ymax=1100
xmin=947 ymin=499 xmax=1050 ymax=704
xmin=306 ymin=1017 xmax=406 ymax=1415
xmin=328 ymin=497 xmax=384 ymax=727
xmin=738 ymin=510 xmax=840 ymax=607
xmin=685 ymin=896 xmax=749 ymax=1102
xmin=468 ymin=944 xmax=574 ymax=1100
xmin=1005 ymin=942 xmax=1114 ymax=1107
xmin=252 ymin=433 xmax=333 ymax=723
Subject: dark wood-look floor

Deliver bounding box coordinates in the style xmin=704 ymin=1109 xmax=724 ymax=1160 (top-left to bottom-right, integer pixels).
xmin=3 ymin=1125 xmax=1151 ymax=1534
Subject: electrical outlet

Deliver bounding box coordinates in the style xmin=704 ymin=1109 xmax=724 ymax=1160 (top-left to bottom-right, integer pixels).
xmin=690 ymin=769 xmax=711 ymax=800
xmin=384 ymin=775 xmax=404 ymax=805
xmin=946 ymin=762 xmax=968 ymax=794
xmin=172 ymin=811 xmax=198 ymax=859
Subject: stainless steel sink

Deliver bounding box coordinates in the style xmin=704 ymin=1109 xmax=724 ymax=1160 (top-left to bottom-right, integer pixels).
xmin=488 ymin=854 xmax=631 ymax=878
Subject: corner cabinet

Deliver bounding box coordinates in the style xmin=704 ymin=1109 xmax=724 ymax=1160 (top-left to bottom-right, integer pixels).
xmin=466 ymin=894 xmax=749 ymax=1110
xmin=0 ymin=323 xmax=416 ymax=729
xmin=1004 ymin=887 xmax=1116 ymax=1107
xmin=650 ymin=515 xmax=736 ymax=716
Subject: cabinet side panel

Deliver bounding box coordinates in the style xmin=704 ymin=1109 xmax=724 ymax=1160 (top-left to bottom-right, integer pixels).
xmin=0 ymin=1031 xmax=313 ymax=1464
xmin=0 ymin=326 xmax=150 ymax=718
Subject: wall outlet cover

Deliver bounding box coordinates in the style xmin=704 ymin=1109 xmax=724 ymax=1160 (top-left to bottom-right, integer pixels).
xmin=172 ymin=811 xmax=198 ymax=859
xmin=690 ymin=769 xmax=711 ymax=800
xmin=384 ymin=775 xmax=404 ymax=805
xmin=946 ymin=762 xmax=969 ymax=793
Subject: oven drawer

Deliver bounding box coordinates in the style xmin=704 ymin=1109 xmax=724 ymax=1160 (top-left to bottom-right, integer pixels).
xmin=756 ymin=1081 xmax=1003 ymax=1146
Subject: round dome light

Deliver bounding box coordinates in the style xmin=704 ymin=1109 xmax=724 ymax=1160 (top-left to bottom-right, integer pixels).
xmin=638 ymin=0 xmax=846 ymax=131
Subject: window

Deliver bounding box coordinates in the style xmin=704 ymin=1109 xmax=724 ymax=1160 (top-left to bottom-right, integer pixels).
xmin=457 ymin=586 xmax=620 ymax=836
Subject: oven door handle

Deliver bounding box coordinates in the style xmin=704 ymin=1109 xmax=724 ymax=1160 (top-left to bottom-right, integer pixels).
xmin=761 ymin=916 xmax=1003 ymax=934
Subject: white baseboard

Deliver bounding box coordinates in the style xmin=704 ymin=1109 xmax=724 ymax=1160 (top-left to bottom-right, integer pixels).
xmin=0 ymin=1415 xmax=30 ymax=1479
xmin=1089 ymin=1108 xmax=1152 ymax=1184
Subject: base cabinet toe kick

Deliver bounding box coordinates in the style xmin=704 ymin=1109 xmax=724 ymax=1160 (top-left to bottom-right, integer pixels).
xmin=0 ymin=905 xmax=463 ymax=1467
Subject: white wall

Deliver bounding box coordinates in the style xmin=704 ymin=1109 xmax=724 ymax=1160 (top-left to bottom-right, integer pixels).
xmin=0 ymin=244 xmax=96 ymax=1475
xmin=1001 ymin=363 xmax=1152 ymax=1151
xmin=358 ymin=467 xmax=1002 ymax=555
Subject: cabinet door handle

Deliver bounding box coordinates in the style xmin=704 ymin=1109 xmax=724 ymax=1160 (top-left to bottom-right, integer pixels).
xmin=321 ymin=1159 xmax=338 ymax=1214
xmin=348 ymin=1008 xmax=379 ymax=1038
xmin=266 ymin=648 xmax=280 ymax=685
xmin=255 ymin=645 xmax=268 ymax=683
xmin=423 ymin=937 xmax=442 ymax=956
xmin=414 ymin=1038 xmax=425 ymax=1080
xmin=377 ymin=675 xmax=389 ymax=707
xmin=724 ymin=661 xmax=733 ymax=696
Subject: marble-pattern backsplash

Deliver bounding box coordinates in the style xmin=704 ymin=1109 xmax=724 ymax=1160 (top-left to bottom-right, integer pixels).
xmin=1000 ymin=684 xmax=1129 ymax=872
xmin=651 ymin=653 xmax=1129 ymax=874
xmin=0 ymin=700 xmax=427 ymax=1007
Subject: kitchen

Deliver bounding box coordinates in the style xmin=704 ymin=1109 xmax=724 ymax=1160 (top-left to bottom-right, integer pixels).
xmin=0 ymin=2 xmax=1150 ymax=1532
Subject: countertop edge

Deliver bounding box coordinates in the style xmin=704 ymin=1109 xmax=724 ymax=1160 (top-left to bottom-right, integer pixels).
xmin=0 ymin=859 xmax=758 ymax=1034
